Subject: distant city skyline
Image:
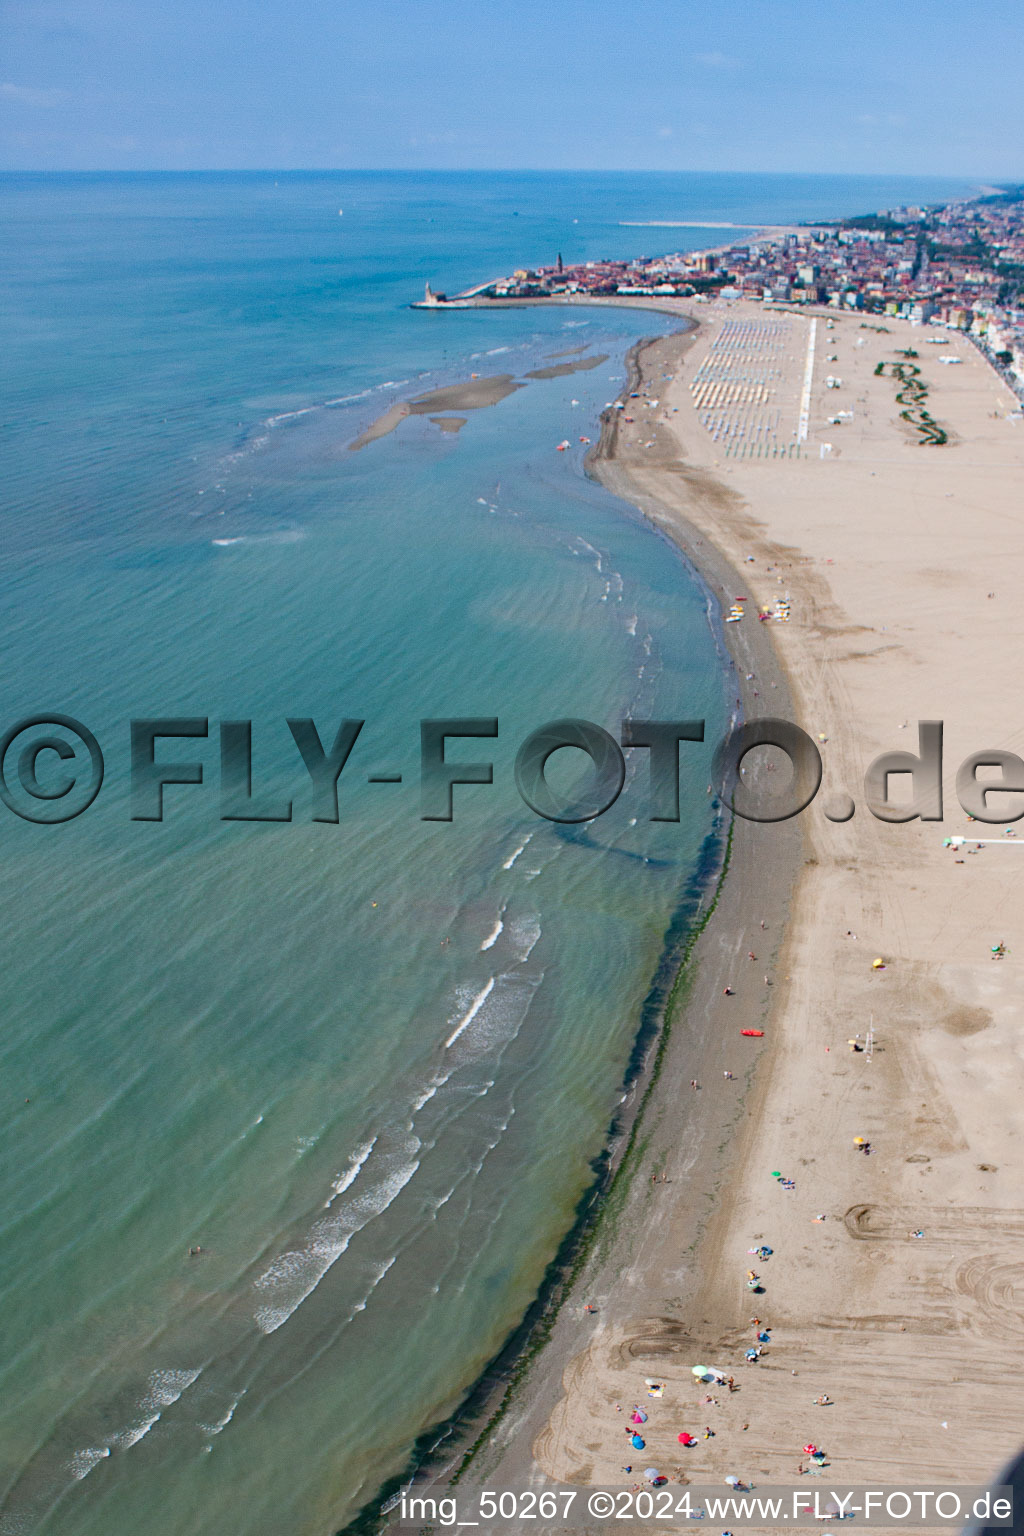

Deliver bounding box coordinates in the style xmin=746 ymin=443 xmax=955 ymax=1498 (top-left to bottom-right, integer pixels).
xmin=2 ymin=0 xmax=1022 ymax=176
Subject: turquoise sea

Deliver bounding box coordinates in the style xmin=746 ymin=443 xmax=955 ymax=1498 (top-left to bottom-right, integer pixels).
xmin=0 ymin=170 xmax=975 ymax=1535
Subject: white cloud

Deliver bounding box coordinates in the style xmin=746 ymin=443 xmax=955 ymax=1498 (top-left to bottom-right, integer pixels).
xmin=0 ymin=81 xmax=67 ymax=106
xmin=657 ymin=126 xmax=673 ymax=138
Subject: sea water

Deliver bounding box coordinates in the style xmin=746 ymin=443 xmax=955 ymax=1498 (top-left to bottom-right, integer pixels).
xmin=0 ymin=170 xmax=974 ymax=1535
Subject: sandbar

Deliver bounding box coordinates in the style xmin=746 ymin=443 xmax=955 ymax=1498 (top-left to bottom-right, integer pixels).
xmin=525 ymin=353 xmax=609 ymax=380
xmin=349 ymin=374 xmax=526 ymax=449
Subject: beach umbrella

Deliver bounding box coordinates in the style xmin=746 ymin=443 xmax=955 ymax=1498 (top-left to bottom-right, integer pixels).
xmin=691 ymin=1365 xmax=710 ymax=1377
xmin=725 ymin=1476 xmax=741 ymax=1488
xmin=631 ymin=1435 xmax=645 ymax=1449
xmin=872 ymin=957 xmax=884 ymax=969
xmin=630 ymin=1411 xmax=647 ymax=1424
xmin=678 ymin=1433 xmax=697 ymax=1446
xmin=853 ymin=1136 xmax=866 ymax=1145
xmin=644 ymin=1468 xmax=660 ymax=1481
xmin=770 ymin=1170 xmax=782 ymax=1178
xmin=803 ymin=1443 xmax=819 ymax=1455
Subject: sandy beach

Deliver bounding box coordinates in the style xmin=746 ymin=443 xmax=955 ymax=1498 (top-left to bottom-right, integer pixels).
xmin=421 ymin=296 xmax=1024 ymax=1516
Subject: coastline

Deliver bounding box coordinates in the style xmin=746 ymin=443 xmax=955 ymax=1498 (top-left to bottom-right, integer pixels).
xmin=347 ymin=306 xmax=805 ymax=1532
xmin=493 ymin=293 xmax=1024 ymax=1497
xmin=432 ymin=312 xmax=807 ymax=1497
xmin=367 ymin=283 xmax=1024 ymax=1521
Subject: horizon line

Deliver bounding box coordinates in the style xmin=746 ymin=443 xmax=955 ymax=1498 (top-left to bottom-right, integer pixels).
xmin=0 ymin=166 xmax=1010 ymax=181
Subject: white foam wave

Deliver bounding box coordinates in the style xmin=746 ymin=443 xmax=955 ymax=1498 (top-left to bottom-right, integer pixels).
xmin=443 ymin=973 xmax=541 ymax=1057
xmin=106 ymin=1367 xmax=202 ymax=1453
xmin=576 ymin=536 xmax=603 ymax=570
xmin=326 ymin=1138 xmax=377 ymax=1206
xmin=509 ymin=914 xmax=541 ymax=962
xmin=253 ymin=1141 xmax=420 ymax=1333
xmin=265 ymin=406 xmax=317 ymax=427
xmin=325 ymin=389 xmax=374 ymax=406
xmin=445 ymin=978 xmax=495 ymax=1048
xmin=625 ymin=613 xmax=638 ymax=635
xmin=480 ymin=905 xmax=507 ymax=951
xmin=211 ymin=530 xmax=305 ymax=549
xmin=112 ymin=1416 xmax=160 ymax=1452
xmin=502 ymin=834 xmax=532 ymax=870
xmin=411 ymin=1068 xmax=453 ymax=1112
xmin=347 ymin=1254 xmax=397 ymax=1319
xmin=68 ymin=1447 xmax=110 ymax=1482
xmin=198 ymin=1391 xmax=246 ymax=1437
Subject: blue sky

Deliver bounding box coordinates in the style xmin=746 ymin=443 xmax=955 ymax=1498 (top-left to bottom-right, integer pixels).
xmin=1 ymin=0 xmax=1021 ymax=175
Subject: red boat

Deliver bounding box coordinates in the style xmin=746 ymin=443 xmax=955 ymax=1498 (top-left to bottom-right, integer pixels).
xmin=741 ymin=1029 xmax=764 ymax=1037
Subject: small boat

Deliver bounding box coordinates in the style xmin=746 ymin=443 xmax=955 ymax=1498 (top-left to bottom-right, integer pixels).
xmin=741 ymin=1028 xmax=764 ymax=1037
xmin=556 ymin=440 xmax=570 ymax=451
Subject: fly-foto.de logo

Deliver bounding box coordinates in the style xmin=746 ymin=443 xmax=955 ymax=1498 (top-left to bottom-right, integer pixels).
xmin=0 ymin=715 xmax=1016 ymax=828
